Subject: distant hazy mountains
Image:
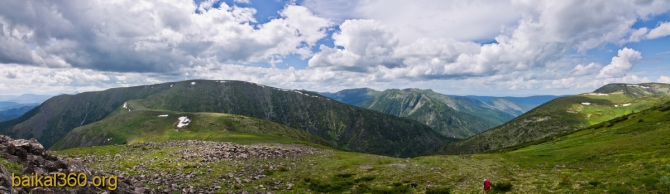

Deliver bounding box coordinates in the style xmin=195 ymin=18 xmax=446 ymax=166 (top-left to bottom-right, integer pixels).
xmin=321 ymin=88 xmax=558 ymax=139
xmin=457 ymin=95 xmax=561 ymax=116
xmin=0 ymin=94 xmax=52 ymax=122
xmin=0 ymin=80 xmax=451 ymax=157
xmin=0 ymin=105 xmax=37 ymax=122
xmin=440 ymin=82 xmax=670 ymax=154
xmin=0 ymin=94 xmax=53 ymax=104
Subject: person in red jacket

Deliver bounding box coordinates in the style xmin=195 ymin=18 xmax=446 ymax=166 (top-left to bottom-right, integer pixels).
xmin=483 ymin=179 xmax=491 ymax=193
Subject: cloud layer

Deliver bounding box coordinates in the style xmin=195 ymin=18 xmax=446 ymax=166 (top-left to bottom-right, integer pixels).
xmin=1 ymin=0 xmax=670 ymax=96
xmin=0 ymin=0 xmax=332 ymax=72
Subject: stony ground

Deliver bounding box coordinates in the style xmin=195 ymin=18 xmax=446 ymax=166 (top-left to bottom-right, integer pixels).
xmin=0 ymin=135 xmax=328 ymax=194
xmin=58 ymin=140 xmax=328 ymax=194
xmin=0 ymin=135 xmax=135 ymax=193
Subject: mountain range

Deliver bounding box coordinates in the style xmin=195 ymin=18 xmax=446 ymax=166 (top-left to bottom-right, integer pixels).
xmin=2 ymin=80 xmax=668 ymax=158
xmin=0 ymin=105 xmax=38 ymax=122
xmin=0 ymin=94 xmax=53 ymax=104
xmin=0 ymin=80 xmax=452 ymax=157
xmin=321 ymin=88 xmax=558 ymax=139
xmin=45 ymin=84 xmax=670 ymax=193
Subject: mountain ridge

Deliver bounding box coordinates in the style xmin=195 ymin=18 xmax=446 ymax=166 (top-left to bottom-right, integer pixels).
xmin=322 ymin=88 xmax=518 ymax=139
xmin=0 ymin=80 xmax=451 ymax=157
xmin=439 ymin=82 xmax=670 ymax=154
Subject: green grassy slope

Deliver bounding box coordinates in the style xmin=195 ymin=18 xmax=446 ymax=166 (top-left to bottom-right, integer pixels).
xmin=56 ymin=101 xmax=670 ymax=193
xmin=440 ymin=85 xmax=670 ymax=154
xmin=593 ymin=83 xmax=670 ymax=98
xmin=51 ymin=108 xmax=334 ymax=150
xmin=502 ymin=100 xmax=670 ymax=193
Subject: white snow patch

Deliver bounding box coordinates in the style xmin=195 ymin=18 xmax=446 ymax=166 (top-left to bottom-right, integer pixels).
xmin=191 ymin=82 xmax=196 ymax=85
xmin=177 ymin=116 xmax=191 ymax=128
xmin=170 ymin=84 xmax=173 ymax=88
xmin=122 ymin=102 xmax=131 ymax=111
xmin=614 ymin=105 xmax=619 ymax=107
xmin=622 ymin=103 xmax=632 ymax=107
xmin=581 ymin=102 xmax=591 ymax=105
xmin=158 ymin=114 xmax=169 ymax=117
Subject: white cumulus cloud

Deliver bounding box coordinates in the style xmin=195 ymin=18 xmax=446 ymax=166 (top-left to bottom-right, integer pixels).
xmin=0 ymin=0 xmax=332 ymax=72
xmin=646 ymin=22 xmax=670 ymax=39
xmin=658 ymin=75 xmax=670 ymax=83
xmin=308 ymin=20 xmax=401 ymax=72
xmin=597 ymin=48 xmax=642 ymax=78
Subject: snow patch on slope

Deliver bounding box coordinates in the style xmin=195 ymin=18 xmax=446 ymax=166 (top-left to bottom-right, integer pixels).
xmin=122 ymin=102 xmax=131 ymax=111
xmin=177 ymin=116 xmax=191 ymax=128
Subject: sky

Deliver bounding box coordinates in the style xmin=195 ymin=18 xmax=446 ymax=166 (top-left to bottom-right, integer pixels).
xmin=1 ymin=0 xmax=670 ymax=97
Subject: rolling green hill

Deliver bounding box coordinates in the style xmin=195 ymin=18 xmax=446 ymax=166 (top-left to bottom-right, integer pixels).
xmin=440 ymin=83 xmax=670 ymax=154
xmin=593 ymin=82 xmax=670 ymax=97
xmin=1 ymin=80 xmax=450 ymax=157
xmin=52 ymin=98 xmax=670 ymax=193
xmin=51 ymin=109 xmax=334 ymax=150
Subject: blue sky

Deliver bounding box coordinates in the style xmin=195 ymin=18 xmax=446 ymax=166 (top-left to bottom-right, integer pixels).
xmin=1 ymin=0 xmax=670 ymax=97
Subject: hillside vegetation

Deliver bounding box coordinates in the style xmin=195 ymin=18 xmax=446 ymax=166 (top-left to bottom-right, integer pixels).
xmin=360 ymin=89 xmax=515 ymax=138
xmin=1 ymin=80 xmax=450 ymax=157
xmin=51 ymin=109 xmax=334 ymax=150
xmin=324 ymin=88 xmax=517 ymax=139
xmin=441 ymin=83 xmax=670 ymax=154
xmin=54 ymin=100 xmax=670 ymax=193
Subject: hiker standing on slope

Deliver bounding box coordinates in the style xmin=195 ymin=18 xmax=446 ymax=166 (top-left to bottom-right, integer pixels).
xmin=483 ymin=179 xmax=491 ymax=194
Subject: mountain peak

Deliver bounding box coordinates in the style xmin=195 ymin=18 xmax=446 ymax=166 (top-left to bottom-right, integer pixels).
xmin=398 ymin=88 xmax=435 ymax=94
xmin=594 ymin=82 xmax=670 ymax=97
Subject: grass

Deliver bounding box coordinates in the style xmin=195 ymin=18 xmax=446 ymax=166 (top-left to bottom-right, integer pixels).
xmin=578 ymin=95 xmax=667 ymax=125
xmin=51 ymin=109 xmax=334 ymax=150
xmin=49 ymin=101 xmax=670 ymax=193
xmin=442 ymin=93 xmax=670 ymax=154
xmin=0 ymin=158 xmax=23 ymax=175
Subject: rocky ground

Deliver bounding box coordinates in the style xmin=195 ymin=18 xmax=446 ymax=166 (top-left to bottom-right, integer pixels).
xmin=0 ymin=135 xmax=135 ymax=193
xmin=0 ymin=136 xmax=327 ymax=194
